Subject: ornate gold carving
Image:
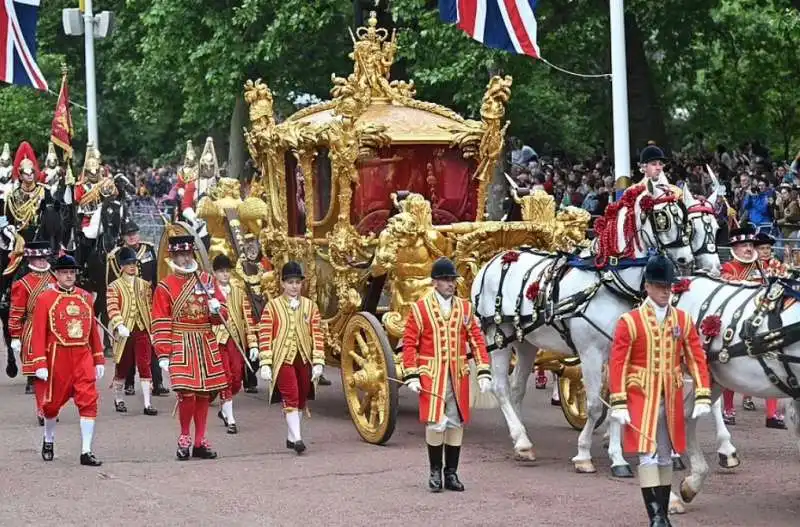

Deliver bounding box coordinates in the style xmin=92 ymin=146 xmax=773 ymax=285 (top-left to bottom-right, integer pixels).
xmin=197 ymin=177 xmax=242 ymax=263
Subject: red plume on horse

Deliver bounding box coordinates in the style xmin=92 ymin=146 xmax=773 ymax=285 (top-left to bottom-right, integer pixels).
xmin=11 ymin=141 xmax=44 ymax=183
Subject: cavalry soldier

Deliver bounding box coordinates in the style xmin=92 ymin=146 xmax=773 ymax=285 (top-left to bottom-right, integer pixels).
xmin=212 ymin=255 xmax=259 ymax=433
xmin=107 ymin=247 xmax=157 ymax=416
xmin=402 ymin=257 xmax=493 ymax=492
xmin=73 ymin=144 xmax=117 ymax=262
xmin=722 ymin=231 xmax=787 ymax=429
xmin=107 ymin=219 xmax=167 ymax=397
xmin=10 ymin=241 xmax=56 ymax=418
xmin=609 ymin=255 xmax=711 ymax=526
xmin=41 ymin=142 xmax=63 ymax=198
xmin=30 ymin=254 xmax=104 ymax=466
xmin=0 ymin=143 xmax=13 ymax=206
xmin=152 ymin=235 xmax=228 ymax=460
xmin=4 ymin=142 xmax=52 ymax=243
xmin=258 ymin=261 xmax=325 ymax=454
xmin=177 ymin=138 xmax=218 ymax=239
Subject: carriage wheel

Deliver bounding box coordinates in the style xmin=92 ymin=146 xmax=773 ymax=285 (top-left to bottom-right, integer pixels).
xmin=557 ymin=358 xmax=607 ymax=431
xmin=340 ymin=312 xmax=398 ymax=445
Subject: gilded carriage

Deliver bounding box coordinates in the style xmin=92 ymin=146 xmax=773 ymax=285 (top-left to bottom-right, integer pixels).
xmin=231 ymin=13 xmax=593 ymax=442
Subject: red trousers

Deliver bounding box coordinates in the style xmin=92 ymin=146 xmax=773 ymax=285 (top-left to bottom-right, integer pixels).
xmin=276 ymin=356 xmax=311 ymax=411
xmin=34 ymin=354 xmax=98 ymax=419
xmin=219 ymin=339 xmax=244 ymax=401
xmin=723 ymin=389 xmax=779 ymax=418
xmin=114 ymin=331 xmax=152 ymax=380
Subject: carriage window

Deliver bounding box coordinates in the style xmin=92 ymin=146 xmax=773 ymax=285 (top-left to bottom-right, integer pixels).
xmin=284 ymin=154 xmax=304 ymax=236
xmin=314 ymin=148 xmax=332 ymax=224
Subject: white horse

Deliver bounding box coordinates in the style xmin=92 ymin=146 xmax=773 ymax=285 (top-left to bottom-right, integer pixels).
xmin=663 ymin=275 xmax=800 ymax=512
xmin=472 ymin=184 xmax=706 ymax=470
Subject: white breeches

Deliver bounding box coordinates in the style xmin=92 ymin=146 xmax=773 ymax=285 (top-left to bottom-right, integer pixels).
xmin=638 ymin=402 xmax=673 ymax=467
xmin=426 ymin=377 xmax=462 ymax=433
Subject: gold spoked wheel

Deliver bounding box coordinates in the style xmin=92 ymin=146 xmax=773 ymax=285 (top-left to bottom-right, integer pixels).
xmin=557 ymin=357 xmax=607 ymax=431
xmin=340 ymin=312 xmax=398 ymax=445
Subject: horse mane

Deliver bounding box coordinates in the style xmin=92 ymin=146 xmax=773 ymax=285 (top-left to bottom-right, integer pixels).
xmin=592 ymin=185 xmax=652 ymax=267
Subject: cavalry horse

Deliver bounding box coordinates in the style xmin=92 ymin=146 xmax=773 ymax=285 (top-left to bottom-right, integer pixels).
xmin=471 ymin=183 xmax=720 ymax=473
xmin=663 ymin=274 xmax=800 ymax=512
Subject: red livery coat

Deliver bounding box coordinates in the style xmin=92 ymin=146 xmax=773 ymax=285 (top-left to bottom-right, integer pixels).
xmin=720 ymin=260 xmax=760 ymax=281
xmin=29 ymin=286 xmax=104 ymax=418
xmin=151 ymin=271 xmax=228 ymax=393
xmin=609 ymin=302 xmax=712 ymax=454
xmin=10 ymin=270 xmax=56 ymax=376
xmin=402 ymin=292 xmax=491 ymax=425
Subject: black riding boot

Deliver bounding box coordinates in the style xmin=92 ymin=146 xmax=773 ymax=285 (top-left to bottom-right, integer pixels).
xmin=641 ymin=487 xmax=668 ymax=527
xmin=656 ymin=486 xmax=673 ymax=527
xmin=443 ymin=445 xmax=465 ymax=491
xmin=427 ymin=443 xmax=443 ymax=492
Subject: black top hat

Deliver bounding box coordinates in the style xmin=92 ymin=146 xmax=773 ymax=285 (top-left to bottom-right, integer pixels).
xmin=168 ymin=235 xmax=195 ymax=252
xmin=121 ymin=220 xmax=140 ymax=235
xmin=213 ymin=254 xmax=233 ymax=271
xmin=754 ymin=231 xmax=775 ymax=247
xmin=53 ymin=255 xmax=80 ymax=270
xmin=281 ymin=261 xmax=304 ymax=281
xmin=23 ymin=240 xmax=52 ymax=258
xmin=729 ymin=225 xmax=756 ymax=246
xmin=431 ymin=257 xmax=458 ymax=279
xmin=643 ymin=254 xmax=678 ymax=285
xmin=117 ymin=246 xmax=138 ymax=266
xmin=639 ymin=145 xmax=667 ymax=165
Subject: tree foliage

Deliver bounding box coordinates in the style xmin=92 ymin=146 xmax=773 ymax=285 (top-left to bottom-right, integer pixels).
xmin=0 ymin=0 xmax=798 ymax=165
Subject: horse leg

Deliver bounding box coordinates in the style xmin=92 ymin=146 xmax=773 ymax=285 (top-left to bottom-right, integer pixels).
xmin=712 ymin=396 xmax=739 ymax=468
xmin=571 ymin=347 xmax=611 ymax=474
xmin=509 ymin=341 xmax=536 ymax=417
xmin=490 ymin=344 xmax=536 ymax=461
xmin=669 ymin=404 xmax=709 ymax=514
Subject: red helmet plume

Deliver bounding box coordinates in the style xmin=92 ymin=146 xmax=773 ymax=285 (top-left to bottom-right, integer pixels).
xmin=12 ymin=141 xmax=42 ymax=182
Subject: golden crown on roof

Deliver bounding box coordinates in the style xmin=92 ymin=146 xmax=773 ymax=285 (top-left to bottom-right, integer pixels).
xmin=356 ymin=11 xmax=389 ymax=42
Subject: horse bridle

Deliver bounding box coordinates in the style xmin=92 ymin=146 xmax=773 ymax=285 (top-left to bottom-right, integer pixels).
xmin=686 ymin=199 xmax=717 ymax=256
xmin=640 ymin=197 xmax=691 ymax=259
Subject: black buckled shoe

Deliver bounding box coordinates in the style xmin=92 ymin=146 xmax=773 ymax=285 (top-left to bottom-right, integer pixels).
xmin=427 ymin=443 xmax=443 ymax=492
xmin=766 ymin=417 xmax=787 ymax=429
xmin=217 ymin=410 xmax=228 ymax=427
xmin=226 ymin=423 xmax=238 ymax=434
xmin=286 ymin=439 xmax=295 ymax=449
xmin=152 ymin=385 xmax=170 ymax=397
xmin=293 ymin=440 xmax=306 ymax=454
xmin=443 ymin=445 xmax=465 ymax=491
xmin=192 ymin=440 xmax=218 ymax=459
xmin=176 ymin=436 xmax=191 ymax=461
xmin=41 ymin=440 xmax=54 ymax=461
xmin=80 ymin=452 xmax=102 ymax=467
xmin=114 ymin=401 xmax=128 ymax=413
xmin=317 ymin=375 xmax=332 ymax=386
xmin=143 ymin=406 xmax=158 ymax=416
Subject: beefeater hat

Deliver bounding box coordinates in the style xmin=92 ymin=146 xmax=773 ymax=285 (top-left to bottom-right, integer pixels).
xmin=23 ymin=241 xmax=52 ymax=258
xmin=168 ymin=235 xmax=195 ymax=253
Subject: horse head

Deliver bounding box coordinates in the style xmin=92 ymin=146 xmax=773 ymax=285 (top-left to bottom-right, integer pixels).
xmin=683 ymin=183 xmax=721 ymax=274
xmin=113 ymin=173 xmax=136 ymax=199
xmin=638 ymin=182 xmax=694 ymax=270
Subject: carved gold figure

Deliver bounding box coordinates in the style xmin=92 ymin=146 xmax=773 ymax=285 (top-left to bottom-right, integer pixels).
xmin=196 ymin=177 xmax=242 ymax=262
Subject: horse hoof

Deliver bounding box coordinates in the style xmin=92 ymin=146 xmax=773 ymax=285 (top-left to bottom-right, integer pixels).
xmin=673 ymin=456 xmax=686 ymax=471
xmin=669 ymin=497 xmax=686 ymax=515
xmin=680 ymin=479 xmax=698 ymax=503
xmin=574 ymin=459 xmax=596 ymax=473
xmin=513 ymin=448 xmax=537 ymax=462
xmin=718 ymin=452 xmax=740 ymax=469
xmin=610 ymin=464 xmax=634 ymax=478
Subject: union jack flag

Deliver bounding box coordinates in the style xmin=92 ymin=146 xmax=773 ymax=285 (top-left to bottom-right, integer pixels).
xmin=439 ymin=0 xmax=541 ymax=59
xmin=1 ymin=0 xmax=48 ymax=91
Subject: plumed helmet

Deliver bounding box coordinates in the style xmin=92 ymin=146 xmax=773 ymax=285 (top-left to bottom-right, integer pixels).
xmin=430 ymin=257 xmax=458 ymax=279
xmin=281 ymin=260 xmax=304 ymax=281
xmin=213 ymin=254 xmax=233 ymax=271
xmin=117 ymin=247 xmax=138 ymax=266
xmin=643 ymin=254 xmax=678 ymax=285
xmin=12 ymin=141 xmax=41 ymax=182
xmin=639 ymin=145 xmax=667 ymax=165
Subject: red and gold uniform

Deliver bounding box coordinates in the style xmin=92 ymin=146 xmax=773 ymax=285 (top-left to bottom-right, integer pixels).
xmin=13 ymin=270 xmax=56 ymax=377
xmin=402 ymin=291 xmax=491 ymax=426
xmin=258 ymin=295 xmax=324 ymax=410
xmin=609 ymin=302 xmax=712 ymax=454
xmin=720 ymin=259 xmax=761 ymax=281
xmin=215 ymin=282 xmax=257 ymax=402
xmin=30 ymin=286 xmax=104 ymax=420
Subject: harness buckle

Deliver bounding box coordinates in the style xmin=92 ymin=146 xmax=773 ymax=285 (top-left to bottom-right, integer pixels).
xmin=609 ymin=256 xmax=619 ymax=267
xmin=718 ymin=350 xmax=730 ymax=363
xmin=723 ymin=328 xmax=734 ymax=342
xmin=788 ymin=377 xmax=799 ymax=389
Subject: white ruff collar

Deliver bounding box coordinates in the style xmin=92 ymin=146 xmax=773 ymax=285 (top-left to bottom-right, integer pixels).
xmin=29 ymin=262 xmax=51 ymax=273
xmin=167 ymin=259 xmax=198 ymax=275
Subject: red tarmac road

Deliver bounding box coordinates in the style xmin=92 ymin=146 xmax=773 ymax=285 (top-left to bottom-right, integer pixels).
xmin=1 ymin=363 xmax=798 ymax=527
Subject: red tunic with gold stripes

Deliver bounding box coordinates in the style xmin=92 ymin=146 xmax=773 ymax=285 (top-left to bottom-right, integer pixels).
xmin=609 ymin=302 xmax=712 ymax=454
xmin=11 ymin=270 xmax=56 ymax=376
xmin=720 ymin=260 xmax=760 ymax=281
xmin=151 ymin=271 xmax=228 ymax=393
xmin=29 ymin=286 xmax=104 ymax=419
xmin=402 ymin=292 xmax=491 ymax=425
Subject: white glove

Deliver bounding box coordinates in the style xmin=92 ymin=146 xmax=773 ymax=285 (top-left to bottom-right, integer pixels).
xmin=10 ymin=339 xmax=21 ymax=353
xmin=691 ymin=401 xmax=711 ymax=420
xmin=35 ymin=368 xmax=48 ymax=381
xmin=260 ymin=366 xmax=272 ymax=382
xmin=95 ymin=364 xmax=105 ymax=380
xmin=478 ymin=377 xmax=492 ymax=393
xmin=406 ymin=379 xmax=421 ymax=394
xmin=208 ymin=298 xmax=221 ymax=314
xmin=610 ymin=408 xmax=632 ymax=425
xmin=116 ymin=324 xmax=130 ymax=338
xmin=158 ymin=359 xmax=169 ymax=372
xmin=249 ymin=348 xmax=259 ymax=362
xmin=311 ymin=364 xmax=323 ymax=383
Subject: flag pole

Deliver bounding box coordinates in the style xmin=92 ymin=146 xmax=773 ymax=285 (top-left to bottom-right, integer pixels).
xmin=610 ymin=0 xmax=631 ymax=199
xmin=83 ymin=0 xmax=99 ymax=148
